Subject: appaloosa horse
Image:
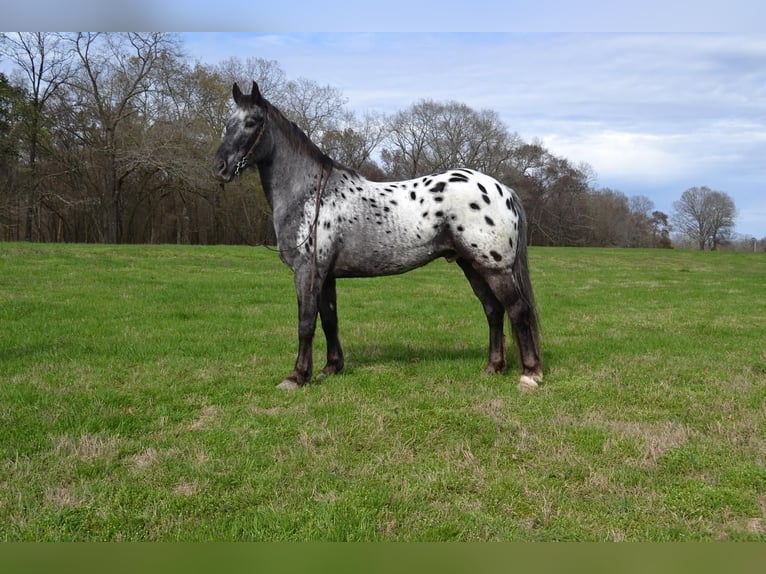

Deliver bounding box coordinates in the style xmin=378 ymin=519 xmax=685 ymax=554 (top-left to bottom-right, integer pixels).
xmin=213 ymin=81 xmax=542 ymax=390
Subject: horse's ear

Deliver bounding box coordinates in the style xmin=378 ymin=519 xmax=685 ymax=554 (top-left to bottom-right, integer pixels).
xmin=232 ymin=82 xmax=243 ymax=106
xmin=251 ymin=80 xmax=264 ymax=106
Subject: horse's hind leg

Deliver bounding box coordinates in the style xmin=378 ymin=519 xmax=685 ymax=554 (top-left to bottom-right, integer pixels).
xmin=457 ymin=258 xmax=506 ymax=374
xmin=481 ymin=269 xmax=543 ymax=389
xmin=318 ymin=275 xmax=344 ymax=377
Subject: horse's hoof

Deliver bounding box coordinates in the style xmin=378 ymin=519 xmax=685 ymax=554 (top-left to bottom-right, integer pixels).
xmin=277 ymin=379 xmax=301 ymax=390
xmin=518 ymin=375 xmax=540 ymax=391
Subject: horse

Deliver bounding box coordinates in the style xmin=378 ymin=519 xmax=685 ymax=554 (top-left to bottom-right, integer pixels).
xmin=213 ymin=81 xmax=542 ymax=391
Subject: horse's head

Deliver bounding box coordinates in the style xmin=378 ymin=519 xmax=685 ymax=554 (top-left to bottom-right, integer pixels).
xmin=212 ymin=81 xmax=270 ymax=181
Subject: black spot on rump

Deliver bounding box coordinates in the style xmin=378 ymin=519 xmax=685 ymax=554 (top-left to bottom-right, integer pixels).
xmin=435 ymin=210 xmax=444 ymax=217
xmin=410 ymin=191 xmax=417 ymax=200
xmin=430 ymin=181 xmax=446 ymax=193
xmin=469 ymin=202 xmax=481 ymax=210
xmin=449 ymin=174 xmax=469 ymax=183
xmin=490 ymin=250 xmax=503 ymax=262
xmin=477 ymin=182 xmax=486 ymax=194
xmin=481 ymin=194 xmax=491 ymax=205
xmin=484 ymin=216 xmax=495 ymax=226
xmin=495 ymin=183 xmax=504 ymax=196
xmin=433 ymin=196 xmax=444 ymax=202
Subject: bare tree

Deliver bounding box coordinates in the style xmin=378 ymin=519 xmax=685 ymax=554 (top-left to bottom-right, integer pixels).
xmin=381 ymin=99 xmax=519 ymax=180
xmin=0 ymin=32 xmax=73 ymax=240
xmin=672 ymin=186 xmax=737 ymax=250
xmin=381 ymin=101 xmax=436 ymax=179
xmin=320 ymin=111 xmax=387 ymax=177
xmin=281 ymin=77 xmax=347 ymax=142
xmin=587 ymin=188 xmax=631 ymax=246
xmin=627 ymin=195 xmax=655 ymax=247
xmin=215 ymin=57 xmax=286 ymax=104
xmin=507 ymin=142 xmax=591 ymax=246
xmin=65 ymin=32 xmax=181 ymax=242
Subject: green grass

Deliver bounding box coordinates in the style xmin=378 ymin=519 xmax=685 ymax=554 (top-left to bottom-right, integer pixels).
xmin=1 ymin=243 xmax=765 ymax=541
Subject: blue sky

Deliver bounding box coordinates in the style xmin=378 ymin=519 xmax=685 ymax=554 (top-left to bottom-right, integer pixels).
xmin=182 ymin=32 xmax=766 ymax=237
xmin=4 ymin=1 xmax=766 ymax=236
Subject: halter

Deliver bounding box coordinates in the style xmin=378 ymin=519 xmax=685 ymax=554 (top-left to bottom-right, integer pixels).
xmin=233 ymin=120 xmax=266 ymax=177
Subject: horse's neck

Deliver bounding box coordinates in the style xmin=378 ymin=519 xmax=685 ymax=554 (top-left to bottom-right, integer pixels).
xmin=257 ymin=132 xmax=328 ymax=225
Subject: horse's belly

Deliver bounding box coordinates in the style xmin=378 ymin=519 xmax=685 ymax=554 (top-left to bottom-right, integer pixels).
xmin=333 ymin=232 xmax=446 ymax=278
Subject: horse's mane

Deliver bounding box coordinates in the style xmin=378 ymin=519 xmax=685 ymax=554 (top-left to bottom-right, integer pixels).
xmin=263 ymin=98 xmax=353 ymax=174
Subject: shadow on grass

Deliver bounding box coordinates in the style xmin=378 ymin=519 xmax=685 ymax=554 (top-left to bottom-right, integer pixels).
xmin=344 ymin=341 xmax=484 ymax=366
xmin=338 ymin=340 xmax=561 ymax=377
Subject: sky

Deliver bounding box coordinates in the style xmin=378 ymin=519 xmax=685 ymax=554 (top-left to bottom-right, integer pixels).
xmin=4 ymin=1 xmax=766 ymax=237
xmin=182 ymin=32 xmax=766 ymax=237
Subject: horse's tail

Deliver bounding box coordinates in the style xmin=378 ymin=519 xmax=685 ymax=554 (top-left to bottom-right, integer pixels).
xmin=511 ymin=199 xmax=542 ymax=354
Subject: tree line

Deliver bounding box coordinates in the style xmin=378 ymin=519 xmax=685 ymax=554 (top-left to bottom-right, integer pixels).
xmin=0 ymin=32 xmax=744 ymax=249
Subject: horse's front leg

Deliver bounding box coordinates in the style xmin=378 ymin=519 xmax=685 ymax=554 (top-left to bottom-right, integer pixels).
xmin=277 ymin=265 xmax=321 ymax=389
xmin=318 ymin=274 xmax=344 ymax=378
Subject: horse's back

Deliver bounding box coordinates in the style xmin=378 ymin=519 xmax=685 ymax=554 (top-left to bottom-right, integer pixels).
xmin=322 ymin=168 xmax=523 ymax=276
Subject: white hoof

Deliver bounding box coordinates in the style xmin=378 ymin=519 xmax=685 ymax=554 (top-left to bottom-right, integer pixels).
xmin=276 ymin=379 xmax=301 ymax=390
xmin=518 ymin=375 xmax=540 ymax=391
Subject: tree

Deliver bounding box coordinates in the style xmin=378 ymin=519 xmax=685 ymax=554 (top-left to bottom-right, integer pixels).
xmin=627 ymin=195 xmax=655 ymax=247
xmin=650 ymin=210 xmax=672 ymax=248
xmin=0 ymin=32 xmax=73 ymax=240
xmin=506 ymin=141 xmax=592 ymax=246
xmin=672 ymin=186 xmax=736 ymax=250
xmin=587 ymin=188 xmax=631 ymax=246
xmin=381 ymin=99 xmax=519 ymax=180
xmin=65 ymin=32 xmax=181 ymax=242
xmin=320 ymin=111 xmax=387 ymax=178
xmin=215 ymin=56 xmax=286 ymax=104
xmin=281 ymin=77 xmax=347 ymax=142
xmin=0 ymin=73 xmax=28 ymax=240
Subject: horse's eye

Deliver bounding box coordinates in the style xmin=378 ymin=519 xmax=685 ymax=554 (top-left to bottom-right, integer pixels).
xmin=244 ymin=119 xmax=259 ymax=129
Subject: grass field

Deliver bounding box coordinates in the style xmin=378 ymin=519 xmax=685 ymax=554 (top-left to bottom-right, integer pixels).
xmin=1 ymin=243 xmax=765 ymax=541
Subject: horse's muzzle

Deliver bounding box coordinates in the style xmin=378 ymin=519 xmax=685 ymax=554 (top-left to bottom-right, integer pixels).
xmin=212 ymin=157 xmax=232 ymax=182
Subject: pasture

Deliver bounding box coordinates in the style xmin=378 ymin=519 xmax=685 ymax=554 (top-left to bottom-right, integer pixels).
xmin=1 ymin=243 xmax=764 ymax=541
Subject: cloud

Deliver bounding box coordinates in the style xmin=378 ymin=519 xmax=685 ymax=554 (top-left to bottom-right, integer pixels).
xmin=543 ymin=130 xmax=690 ymax=184
xmin=178 ymin=32 xmax=766 ymax=235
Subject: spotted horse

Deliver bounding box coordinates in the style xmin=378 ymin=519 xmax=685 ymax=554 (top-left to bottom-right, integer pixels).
xmin=213 ymin=81 xmax=542 ymax=390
